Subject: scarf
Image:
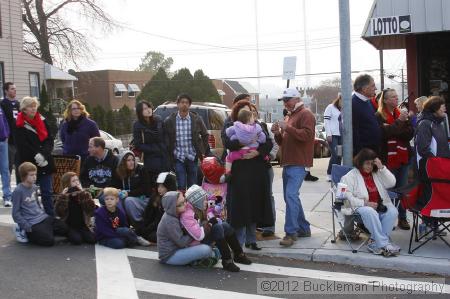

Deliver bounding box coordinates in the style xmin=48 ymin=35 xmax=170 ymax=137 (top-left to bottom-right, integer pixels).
xmin=67 ymin=116 xmax=84 ymax=134
xmin=383 ymin=107 xmax=409 ymax=169
xmin=16 ymin=112 xmax=48 ymax=142
xmin=360 ymin=170 xmax=380 ymax=203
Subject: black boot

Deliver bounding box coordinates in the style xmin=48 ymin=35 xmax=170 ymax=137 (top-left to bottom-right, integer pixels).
xmin=216 ymin=238 xmax=240 ymax=272
xmin=304 ymin=171 xmax=319 ymax=182
xmin=225 ymin=234 xmax=252 ymax=265
xmin=222 ymin=259 xmax=240 ymax=272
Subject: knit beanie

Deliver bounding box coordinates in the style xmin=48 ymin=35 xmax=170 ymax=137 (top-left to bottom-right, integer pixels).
xmin=185 ymin=184 xmax=208 ymax=210
xmin=156 ymin=172 xmax=177 ymax=192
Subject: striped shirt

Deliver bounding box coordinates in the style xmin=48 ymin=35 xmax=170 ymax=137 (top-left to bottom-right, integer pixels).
xmin=175 ymin=112 xmax=196 ymax=161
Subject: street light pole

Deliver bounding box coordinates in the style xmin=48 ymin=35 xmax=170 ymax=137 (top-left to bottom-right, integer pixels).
xmin=339 ymin=0 xmax=353 ymax=165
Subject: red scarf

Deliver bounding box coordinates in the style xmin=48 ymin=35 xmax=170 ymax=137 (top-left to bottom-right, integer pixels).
xmin=360 ymin=170 xmax=380 ymax=203
xmin=16 ymin=112 xmax=48 ymax=142
xmin=383 ymin=107 xmax=409 ymax=169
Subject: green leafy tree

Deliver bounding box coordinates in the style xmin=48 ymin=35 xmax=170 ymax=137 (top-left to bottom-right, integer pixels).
xmin=192 ymin=70 xmax=220 ymax=103
xmin=38 ymin=83 xmax=58 ymax=135
xmin=117 ymin=105 xmax=133 ymax=135
xmin=136 ymin=67 xmax=171 ymax=106
xmin=91 ymin=105 xmax=106 ymax=130
xmin=104 ymin=110 xmax=116 ymax=135
xmin=136 ymin=51 xmax=173 ymax=75
xmin=169 ymin=68 xmax=194 ymax=100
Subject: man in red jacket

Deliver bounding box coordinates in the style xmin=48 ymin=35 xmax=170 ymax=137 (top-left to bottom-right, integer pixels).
xmin=272 ymin=88 xmax=316 ymax=247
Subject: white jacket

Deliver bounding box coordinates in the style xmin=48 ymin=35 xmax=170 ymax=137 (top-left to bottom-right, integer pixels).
xmin=339 ymin=167 xmax=396 ymax=215
xmin=324 ymin=104 xmax=341 ymax=137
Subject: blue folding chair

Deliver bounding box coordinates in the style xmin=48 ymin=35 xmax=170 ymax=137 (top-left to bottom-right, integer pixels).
xmin=330 ymin=164 xmax=369 ymax=253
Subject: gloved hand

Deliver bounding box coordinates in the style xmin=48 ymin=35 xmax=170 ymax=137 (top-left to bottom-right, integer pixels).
xmin=208 ymin=217 xmax=218 ymax=226
xmin=34 ymin=153 xmax=48 ymax=167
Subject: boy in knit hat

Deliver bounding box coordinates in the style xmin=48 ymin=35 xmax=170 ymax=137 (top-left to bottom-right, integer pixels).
xmin=182 ymin=184 xmax=252 ymax=272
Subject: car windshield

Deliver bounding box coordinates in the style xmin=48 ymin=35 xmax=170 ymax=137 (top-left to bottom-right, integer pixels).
xmin=154 ymin=105 xmax=227 ymax=130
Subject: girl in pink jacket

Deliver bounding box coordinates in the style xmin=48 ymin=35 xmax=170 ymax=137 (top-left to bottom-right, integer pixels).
xmin=181 ymin=185 xmax=252 ymax=272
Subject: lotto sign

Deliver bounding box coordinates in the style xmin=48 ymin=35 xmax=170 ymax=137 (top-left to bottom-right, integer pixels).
xmin=371 ymin=15 xmax=411 ymax=36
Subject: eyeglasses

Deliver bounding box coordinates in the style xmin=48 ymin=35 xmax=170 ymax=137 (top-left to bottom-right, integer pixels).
xmin=176 ymin=200 xmax=186 ymax=208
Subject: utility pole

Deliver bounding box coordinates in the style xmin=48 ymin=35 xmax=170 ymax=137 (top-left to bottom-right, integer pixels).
xmin=302 ymin=0 xmax=311 ymax=89
xmin=379 ymin=50 xmax=384 ymax=90
xmin=401 ymin=68 xmax=405 ymax=100
xmin=254 ymin=0 xmax=261 ymax=94
xmin=339 ymin=0 xmax=353 ymax=165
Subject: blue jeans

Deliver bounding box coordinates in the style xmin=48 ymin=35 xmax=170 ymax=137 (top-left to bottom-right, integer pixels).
xmin=0 ymin=141 xmax=11 ymax=201
xmin=390 ymin=164 xmax=408 ymax=220
xmin=282 ymin=166 xmax=310 ymax=235
xmin=261 ymin=167 xmax=275 ymax=233
xmin=175 ymin=159 xmax=197 ymax=191
xmin=356 ymin=205 xmax=398 ymax=248
xmin=98 ymin=227 xmax=138 ymax=249
xmin=203 ymin=222 xmax=234 ymax=245
xmin=327 ymin=135 xmax=342 ymax=175
xmin=165 ymin=244 xmax=212 ymax=266
xmin=37 ymin=174 xmax=54 ymax=216
xmin=235 ymin=223 xmax=256 ymax=246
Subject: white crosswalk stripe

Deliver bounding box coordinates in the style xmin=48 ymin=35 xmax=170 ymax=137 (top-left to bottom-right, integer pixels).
xmin=95 ymin=246 xmax=450 ymax=299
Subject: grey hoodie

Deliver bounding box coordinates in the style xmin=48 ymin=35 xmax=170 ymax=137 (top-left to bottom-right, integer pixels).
xmin=415 ymin=111 xmax=450 ymax=162
xmin=12 ymin=184 xmax=48 ymax=232
xmin=157 ymin=191 xmax=193 ymax=262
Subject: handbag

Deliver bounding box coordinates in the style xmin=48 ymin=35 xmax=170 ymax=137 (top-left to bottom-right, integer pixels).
xmin=130 ymin=130 xmax=144 ymax=161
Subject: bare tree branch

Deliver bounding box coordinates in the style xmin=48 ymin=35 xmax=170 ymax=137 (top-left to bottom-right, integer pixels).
xmin=22 ymin=0 xmax=117 ymax=67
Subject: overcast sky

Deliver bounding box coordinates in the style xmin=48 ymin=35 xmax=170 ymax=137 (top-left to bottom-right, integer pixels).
xmin=63 ymin=0 xmax=406 ymax=95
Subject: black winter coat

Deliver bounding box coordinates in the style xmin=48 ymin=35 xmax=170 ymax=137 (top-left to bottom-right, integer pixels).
xmin=112 ymin=164 xmax=152 ymax=198
xmin=134 ymin=193 xmax=164 ymax=243
xmin=133 ymin=116 xmax=169 ymax=175
xmin=15 ymin=118 xmax=55 ymax=177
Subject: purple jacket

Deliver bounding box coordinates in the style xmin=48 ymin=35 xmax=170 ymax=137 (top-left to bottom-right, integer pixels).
xmin=94 ymin=206 xmax=129 ymax=241
xmin=226 ymin=121 xmax=266 ymax=148
xmin=59 ymin=117 xmax=100 ymax=158
xmin=0 ymin=106 xmax=9 ymax=141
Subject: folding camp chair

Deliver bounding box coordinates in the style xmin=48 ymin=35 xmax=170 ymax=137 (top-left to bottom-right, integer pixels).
xmin=52 ymin=155 xmax=81 ymax=194
xmin=400 ymin=157 xmax=450 ymax=254
xmin=330 ymin=164 xmax=370 ymax=253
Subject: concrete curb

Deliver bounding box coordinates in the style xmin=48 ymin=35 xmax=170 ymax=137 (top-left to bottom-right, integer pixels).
xmin=246 ymin=246 xmax=450 ymax=276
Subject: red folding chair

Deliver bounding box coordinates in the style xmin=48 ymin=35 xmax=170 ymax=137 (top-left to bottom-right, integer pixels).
xmin=401 ymin=157 xmax=450 ymax=254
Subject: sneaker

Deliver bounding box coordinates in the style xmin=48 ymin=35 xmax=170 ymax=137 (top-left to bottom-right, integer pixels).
xmin=3 ymin=200 xmax=12 ymax=207
xmin=367 ymin=239 xmax=382 ymax=255
xmin=13 ymin=223 xmax=29 ymax=243
xmin=234 ymin=253 xmax=252 ymax=265
xmin=279 ymin=234 xmax=297 ymax=247
xmin=381 ymin=243 xmax=400 ymax=257
xmin=297 ymin=230 xmax=311 ymax=238
xmin=245 ymin=242 xmax=262 ymax=250
xmin=397 ymin=218 xmax=410 ymax=230
xmin=136 ymin=236 xmax=151 ymax=246
xmin=304 ymin=172 xmax=319 ymax=182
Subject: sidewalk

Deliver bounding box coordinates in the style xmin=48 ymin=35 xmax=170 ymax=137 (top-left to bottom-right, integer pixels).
xmin=250 ymin=158 xmax=450 ymax=276
xmin=1 ymin=159 xmax=449 ymax=276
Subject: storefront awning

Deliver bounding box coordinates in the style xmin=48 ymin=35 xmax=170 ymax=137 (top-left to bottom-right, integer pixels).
xmin=44 ymin=63 xmax=77 ymax=81
xmin=362 ymin=0 xmax=450 ymax=50
xmin=127 ymin=83 xmax=141 ymax=92
xmin=113 ymin=83 xmax=127 ymax=92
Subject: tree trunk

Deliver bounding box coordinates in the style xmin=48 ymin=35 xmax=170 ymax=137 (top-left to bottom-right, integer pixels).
xmin=35 ymin=0 xmax=53 ymax=64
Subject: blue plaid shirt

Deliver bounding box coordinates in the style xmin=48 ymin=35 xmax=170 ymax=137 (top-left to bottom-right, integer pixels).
xmin=175 ymin=112 xmax=196 ymax=161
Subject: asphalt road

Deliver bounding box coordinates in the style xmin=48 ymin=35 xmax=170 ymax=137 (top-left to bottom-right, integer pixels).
xmin=0 ymin=207 xmax=448 ymax=299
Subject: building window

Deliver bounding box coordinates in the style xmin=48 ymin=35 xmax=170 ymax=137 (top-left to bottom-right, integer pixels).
xmin=127 ymin=83 xmax=140 ymax=98
xmin=29 ymin=72 xmax=40 ymax=98
xmin=0 ymin=62 xmax=4 ymax=98
xmin=113 ymin=83 xmax=127 ymax=97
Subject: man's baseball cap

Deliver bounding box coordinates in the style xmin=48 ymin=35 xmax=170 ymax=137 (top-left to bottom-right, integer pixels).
xmin=278 ymin=88 xmax=301 ymax=101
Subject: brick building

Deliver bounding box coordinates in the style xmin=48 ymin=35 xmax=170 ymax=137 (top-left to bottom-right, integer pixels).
xmin=74 ymin=70 xmax=152 ymax=111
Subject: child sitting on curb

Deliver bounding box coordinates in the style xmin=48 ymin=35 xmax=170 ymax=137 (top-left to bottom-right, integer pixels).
xmin=182 ymin=184 xmax=252 ymax=272
xmin=54 ymin=172 xmax=96 ymax=245
xmin=157 ymin=191 xmax=215 ymax=266
xmin=12 ymin=162 xmax=68 ymax=246
xmin=95 ymin=187 xmax=149 ymax=249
